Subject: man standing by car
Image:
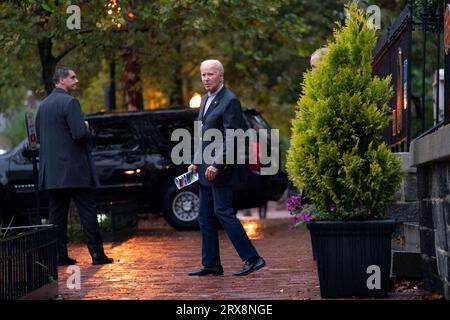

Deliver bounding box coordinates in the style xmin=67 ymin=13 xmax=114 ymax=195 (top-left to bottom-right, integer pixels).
xmin=188 ymin=59 xmax=265 ymax=276
xmin=36 ymin=66 xmax=113 ymax=266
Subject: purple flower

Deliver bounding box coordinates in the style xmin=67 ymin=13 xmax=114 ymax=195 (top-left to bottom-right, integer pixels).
xmin=286 ymin=194 xmax=313 ymax=229
xmin=286 ymin=194 xmax=303 ymax=212
xmin=286 ymin=199 xmax=293 ymax=211
xmin=329 ymin=204 xmax=336 ymax=212
xmin=300 ymin=211 xmax=312 ymax=222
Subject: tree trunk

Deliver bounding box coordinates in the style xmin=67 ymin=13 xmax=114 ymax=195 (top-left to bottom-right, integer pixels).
xmin=35 ymin=6 xmax=76 ymax=97
xmin=37 ymin=37 xmax=56 ymax=96
xmin=169 ymin=43 xmax=184 ymax=106
xmin=122 ymin=48 xmax=144 ymax=111
xmin=104 ymin=61 xmax=116 ymax=112
xmin=170 ymin=66 xmax=184 ymax=106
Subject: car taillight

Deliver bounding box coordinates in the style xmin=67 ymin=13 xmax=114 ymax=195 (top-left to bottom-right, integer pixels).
xmin=249 ymin=142 xmax=261 ymax=173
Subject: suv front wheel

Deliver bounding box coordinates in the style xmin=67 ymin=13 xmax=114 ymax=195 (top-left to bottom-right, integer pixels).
xmin=163 ymin=185 xmax=200 ymax=230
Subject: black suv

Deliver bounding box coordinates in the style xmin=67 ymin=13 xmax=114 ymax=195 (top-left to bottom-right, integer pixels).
xmin=0 ymin=107 xmax=287 ymax=230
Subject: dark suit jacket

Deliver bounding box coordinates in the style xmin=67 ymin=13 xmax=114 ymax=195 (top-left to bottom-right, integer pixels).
xmin=196 ymin=86 xmax=243 ymax=187
xmin=36 ymin=88 xmax=99 ymax=191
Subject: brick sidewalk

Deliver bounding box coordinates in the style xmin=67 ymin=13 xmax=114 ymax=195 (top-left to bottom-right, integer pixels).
xmin=57 ymin=211 xmax=426 ymax=300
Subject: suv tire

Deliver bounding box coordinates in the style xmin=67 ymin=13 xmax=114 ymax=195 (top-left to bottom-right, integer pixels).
xmin=163 ymin=184 xmax=200 ymax=230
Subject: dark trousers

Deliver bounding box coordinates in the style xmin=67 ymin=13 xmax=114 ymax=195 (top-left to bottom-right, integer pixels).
xmin=48 ymin=188 xmax=104 ymax=258
xmin=198 ymin=184 xmax=258 ymax=267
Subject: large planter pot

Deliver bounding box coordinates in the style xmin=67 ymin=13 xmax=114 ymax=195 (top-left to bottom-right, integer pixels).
xmin=307 ymin=219 xmax=395 ymax=298
xmin=310 ymin=232 xmax=317 ymax=260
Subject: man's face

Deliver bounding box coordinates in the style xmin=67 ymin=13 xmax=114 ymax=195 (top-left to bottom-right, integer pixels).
xmin=59 ymin=70 xmax=79 ymax=93
xmin=201 ymin=63 xmax=223 ymax=93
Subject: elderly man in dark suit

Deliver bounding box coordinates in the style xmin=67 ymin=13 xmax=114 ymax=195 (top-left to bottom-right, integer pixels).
xmin=188 ymin=60 xmax=265 ymax=276
xmin=36 ymin=66 xmax=113 ymax=266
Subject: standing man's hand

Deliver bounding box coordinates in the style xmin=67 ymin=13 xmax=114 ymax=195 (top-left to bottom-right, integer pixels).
xmin=188 ymin=164 xmax=198 ymax=174
xmin=205 ymin=166 xmax=218 ymax=181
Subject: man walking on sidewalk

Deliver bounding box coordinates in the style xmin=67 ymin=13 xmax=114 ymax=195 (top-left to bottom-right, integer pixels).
xmin=36 ymin=66 xmax=113 ymax=266
xmin=188 ymin=59 xmax=265 ymax=276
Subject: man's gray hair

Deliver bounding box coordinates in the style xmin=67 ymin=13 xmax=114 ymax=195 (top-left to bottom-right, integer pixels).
xmin=310 ymin=48 xmax=328 ymax=70
xmin=200 ymin=59 xmax=224 ymax=75
xmin=53 ymin=66 xmax=74 ymax=85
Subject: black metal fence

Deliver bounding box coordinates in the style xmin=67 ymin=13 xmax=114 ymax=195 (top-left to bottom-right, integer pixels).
xmin=0 ymin=225 xmax=58 ymax=300
xmin=373 ymin=0 xmax=447 ymax=151
xmin=373 ymin=4 xmax=412 ymax=152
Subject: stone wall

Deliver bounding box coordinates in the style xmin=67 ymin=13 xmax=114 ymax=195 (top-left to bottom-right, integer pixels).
xmin=386 ymin=152 xmax=419 ymax=232
xmin=411 ymin=125 xmax=450 ymax=299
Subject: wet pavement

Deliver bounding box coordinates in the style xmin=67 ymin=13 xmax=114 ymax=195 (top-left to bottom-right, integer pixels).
xmin=57 ymin=204 xmax=428 ymax=300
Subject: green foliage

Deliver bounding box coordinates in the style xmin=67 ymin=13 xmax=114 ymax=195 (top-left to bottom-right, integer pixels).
xmin=286 ymin=2 xmax=403 ymax=220
xmin=0 ymin=0 xmax=349 ymax=159
xmin=2 ymin=107 xmax=36 ymax=148
xmin=67 ymin=208 xmax=112 ymax=243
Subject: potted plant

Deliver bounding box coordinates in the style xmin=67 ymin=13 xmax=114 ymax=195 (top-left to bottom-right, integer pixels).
xmin=286 ymin=2 xmax=403 ymax=298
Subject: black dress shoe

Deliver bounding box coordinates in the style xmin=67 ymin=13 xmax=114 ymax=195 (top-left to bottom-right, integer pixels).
xmin=58 ymin=256 xmax=77 ymax=266
xmin=188 ymin=265 xmax=224 ymax=276
xmin=92 ymin=253 xmax=114 ymax=265
xmin=234 ymin=256 xmax=266 ymax=276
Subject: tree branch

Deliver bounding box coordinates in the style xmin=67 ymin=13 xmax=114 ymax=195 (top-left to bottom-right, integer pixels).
xmin=55 ymin=44 xmax=77 ymax=62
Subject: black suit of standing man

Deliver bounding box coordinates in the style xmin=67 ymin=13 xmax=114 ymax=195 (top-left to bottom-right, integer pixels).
xmin=36 ymin=67 xmax=113 ymax=266
xmin=188 ymin=60 xmax=265 ymax=276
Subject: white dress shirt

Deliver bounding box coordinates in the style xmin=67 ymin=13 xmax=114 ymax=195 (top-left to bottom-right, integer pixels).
xmin=203 ymin=84 xmax=224 ymax=117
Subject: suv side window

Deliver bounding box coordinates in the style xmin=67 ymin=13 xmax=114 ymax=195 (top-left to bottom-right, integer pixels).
xmin=143 ymin=113 xmax=196 ymax=151
xmin=154 ymin=117 xmax=195 ymax=143
xmin=92 ymin=120 xmax=139 ymax=152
